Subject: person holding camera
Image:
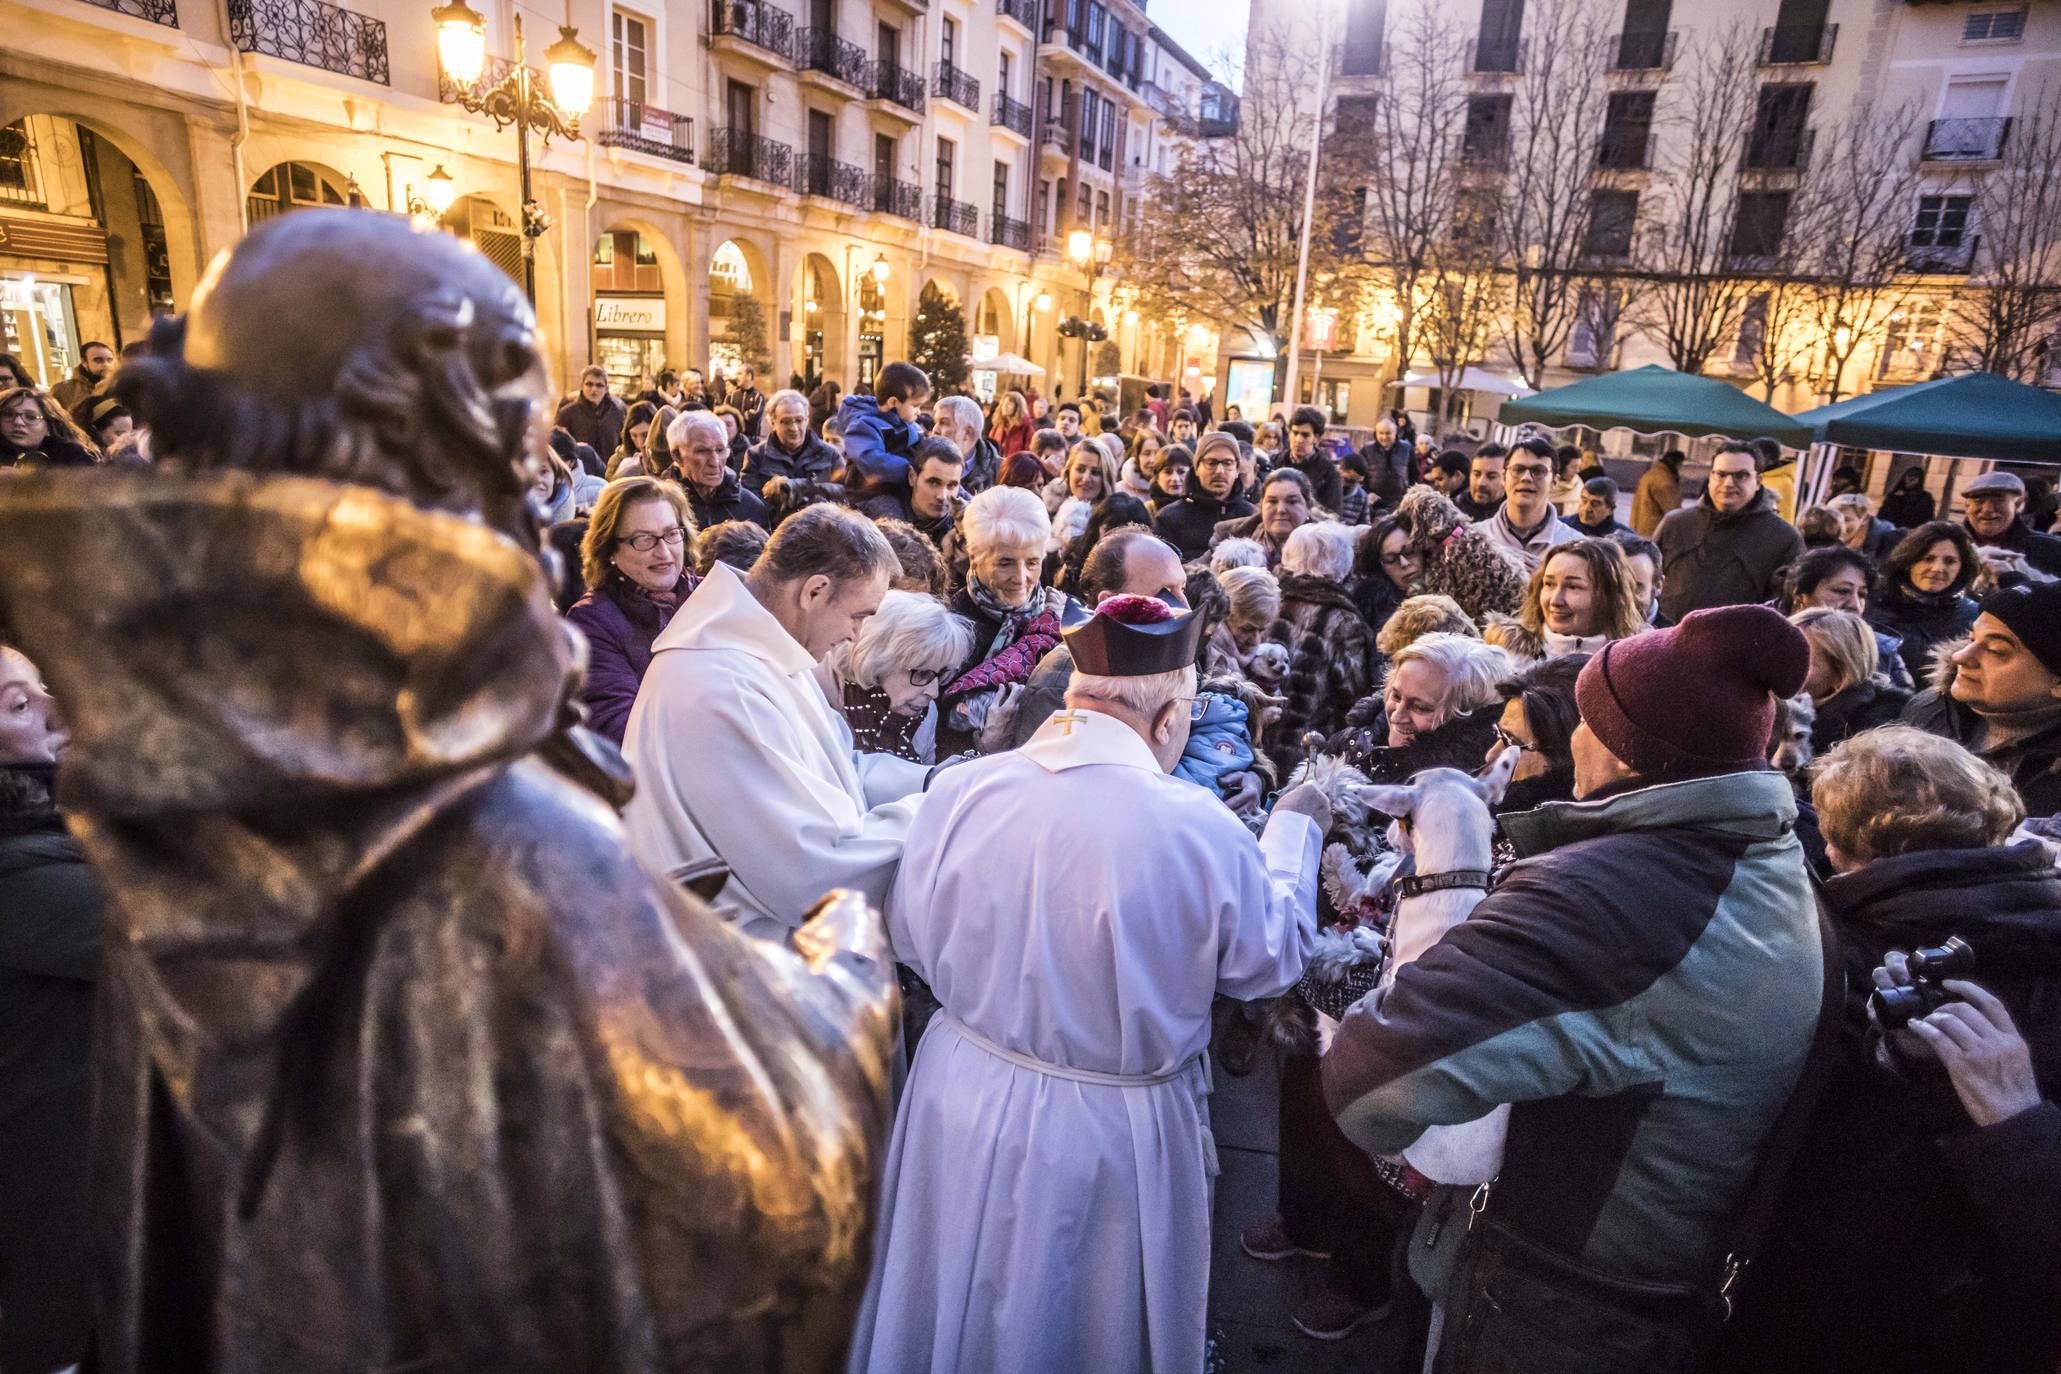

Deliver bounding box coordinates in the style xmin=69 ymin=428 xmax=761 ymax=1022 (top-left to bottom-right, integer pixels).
xmin=1720 ymin=724 xmax=2061 ymax=1373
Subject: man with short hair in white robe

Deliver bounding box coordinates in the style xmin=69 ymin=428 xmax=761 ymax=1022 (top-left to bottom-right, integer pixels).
xmin=849 ymin=595 xmax=1329 ymax=1374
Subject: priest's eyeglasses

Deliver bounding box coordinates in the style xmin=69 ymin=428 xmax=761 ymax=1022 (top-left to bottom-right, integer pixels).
xmin=619 ymin=528 xmax=688 ymax=552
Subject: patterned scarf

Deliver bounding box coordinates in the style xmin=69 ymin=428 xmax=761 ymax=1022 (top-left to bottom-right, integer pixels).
xmin=942 ymin=581 xmax=1062 ymax=705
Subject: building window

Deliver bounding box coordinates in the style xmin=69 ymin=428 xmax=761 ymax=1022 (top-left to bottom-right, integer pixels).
xmin=1747 ymin=82 xmax=1813 ymax=169
xmin=942 ymin=15 xmax=958 ymax=64
xmin=247 ymin=161 xmax=348 ymax=224
xmin=0 ymin=121 xmax=42 ymax=208
xmin=1911 ymin=193 xmax=1973 ymax=247
xmin=1880 ymin=299 xmax=1947 ymax=377
xmin=993 ymin=159 xmax=1010 ymax=217
xmin=1963 ymin=7 xmax=2026 ymax=43
xmin=1599 ymin=91 xmax=1655 ymax=169
xmin=1569 ymin=286 xmax=1621 ymax=368
xmin=1464 ymin=95 xmax=1513 ymax=166
xmin=1342 ymin=0 xmax=1387 ymax=75
xmin=612 ymin=11 xmax=648 ymax=107
xmin=1582 ymin=189 xmax=1638 ymax=260
xmin=1729 ymin=190 xmax=1792 ymax=259
xmin=999 ymin=49 xmax=1013 ymax=98
xmin=936 ymin=136 xmax=956 ymax=195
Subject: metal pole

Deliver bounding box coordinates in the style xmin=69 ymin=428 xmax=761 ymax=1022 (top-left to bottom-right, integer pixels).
xmin=517 ymin=112 xmax=537 ymax=307
xmin=1280 ymin=8 xmax=1332 ymax=420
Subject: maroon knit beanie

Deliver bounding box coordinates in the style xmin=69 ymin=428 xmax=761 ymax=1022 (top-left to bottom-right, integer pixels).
xmin=1575 ymin=605 xmax=1810 ymax=775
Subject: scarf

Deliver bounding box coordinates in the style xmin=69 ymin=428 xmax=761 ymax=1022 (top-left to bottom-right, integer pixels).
xmin=942 ymin=581 xmax=1062 ymax=708
xmin=1542 ymin=628 xmax=1611 ymax=657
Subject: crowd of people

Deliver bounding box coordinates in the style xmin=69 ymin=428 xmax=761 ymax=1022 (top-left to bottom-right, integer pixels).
xmin=4 ymin=332 xmax=2061 ymax=1374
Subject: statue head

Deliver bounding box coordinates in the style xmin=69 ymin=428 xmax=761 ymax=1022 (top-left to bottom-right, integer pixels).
xmin=117 ymin=208 xmax=549 ymax=546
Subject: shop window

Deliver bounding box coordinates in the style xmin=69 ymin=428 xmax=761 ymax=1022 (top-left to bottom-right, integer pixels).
xmin=0 ymin=122 xmax=43 ymax=208
xmin=248 ymin=161 xmax=348 ymax=225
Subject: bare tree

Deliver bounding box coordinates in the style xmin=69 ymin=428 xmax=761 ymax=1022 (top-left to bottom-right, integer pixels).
xmin=1494 ymin=0 xmax=1624 ymax=388
xmin=1636 ymin=22 xmax=1764 ymax=374
xmin=1738 ymin=281 xmax=1819 ymax=400
xmin=1789 ymin=101 xmax=1928 ymax=403
xmin=1421 ymin=203 xmax=1507 ymax=426
xmin=1944 ymin=83 xmax=2061 ymax=381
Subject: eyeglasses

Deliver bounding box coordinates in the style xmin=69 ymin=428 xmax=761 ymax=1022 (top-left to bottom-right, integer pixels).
xmin=619 ymin=527 xmax=687 ymax=552
xmin=1709 ymin=469 xmax=1756 ymax=484
xmin=906 ymin=666 xmax=946 ymax=687
xmin=1196 ymin=458 xmax=1238 ymax=471
xmin=1507 ymin=463 xmax=1552 ymax=480
xmin=1380 ymin=551 xmax=1412 ymax=567
xmin=1491 ymin=726 xmax=1530 ymax=752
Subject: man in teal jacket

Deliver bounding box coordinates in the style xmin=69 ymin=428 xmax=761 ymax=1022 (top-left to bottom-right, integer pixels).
xmin=1323 ymin=606 xmax=1824 ymax=1355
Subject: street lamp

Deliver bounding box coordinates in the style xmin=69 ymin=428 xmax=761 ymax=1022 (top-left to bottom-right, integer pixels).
xmin=1064 ymin=232 xmax=1113 ymax=398
xmin=871 ymin=253 xmax=891 ymax=285
xmin=431 ymin=0 xmax=595 ymax=305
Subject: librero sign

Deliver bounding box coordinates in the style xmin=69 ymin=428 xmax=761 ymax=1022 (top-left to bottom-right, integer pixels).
xmin=595 ymin=296 xmax=665 ymax=331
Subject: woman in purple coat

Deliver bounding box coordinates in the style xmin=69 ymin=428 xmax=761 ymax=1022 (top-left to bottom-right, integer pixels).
xmin=566 ymin=476 xmax=700 ymax=742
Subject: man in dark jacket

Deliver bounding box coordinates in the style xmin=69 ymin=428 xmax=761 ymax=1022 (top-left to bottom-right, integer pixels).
xmin=1960 ymin=470 xmax=2061 ymax=581
xmin=1325 ymin=606 xmax=1823 ymax=1362
xmin=743 ymin=388 xmax=840 ymax=499
xmin=1356 ymin=415 xmax=1414 ymax=511
xmin=1656 ymin=443 xmax=1805 ymax=620
xmin=1155 ymin=431 xmax=1254 ymax=560
xmin=553 ymin=365 xmax=627 ymax=459
xmin=855 ymin=436 xmax=962 ymax=547
xmin=934 ymin=394 xmax=1001 ymax=493
xmin=1902 ymin=584 xmax=2061 ymax=817
xmin=667 ymin=409 xmax=769 ymax=530
xmin=1285 ymin=404 xmax=1343 ymax=514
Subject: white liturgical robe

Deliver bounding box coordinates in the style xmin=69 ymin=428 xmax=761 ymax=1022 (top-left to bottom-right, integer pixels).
xmin=848 ymin=707 xmax=1321 ymax=1374
xmin=620 ymin=562 xmax=929 ymax=941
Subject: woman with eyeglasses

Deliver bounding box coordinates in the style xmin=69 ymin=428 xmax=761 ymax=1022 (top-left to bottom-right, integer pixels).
xmin=1349 ymin=513 xmax=1418 ymax=633
xmin=566 ymin=477 xmax=700 ymax=743
xmin=1485 ymin=653 xmax=1589 ymax=815
xmin=816 ymin=590 xmax=975 ymax=764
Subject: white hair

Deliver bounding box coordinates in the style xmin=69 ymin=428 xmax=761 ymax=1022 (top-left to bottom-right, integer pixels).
xmin=1385 ymin=632 xmax=1512 ymax=717
xmin=962 ymin=483 xmax=1052 ymax=555
xmin=1218 ymin=565 xmax=1281 ymax=624
xmin=768 ymin=388 xmax=809 ymax=419
xmin=1096 ymin=433 xmax=1125 ymax=467
xmin=1211 ymin=537 xmax=1268 ymax=575
xmin=1281 ymin=520 xmax=1357 ymax=582
xmin=827 ymin=590 xmax=975 ymax=688
xmin=667 ymin=409 xmax=727 ymax=449
xmin=1066 ymin=664 xmax=1197 ymax=720
xmin=935 ymin=395 xmax=983 ymax=443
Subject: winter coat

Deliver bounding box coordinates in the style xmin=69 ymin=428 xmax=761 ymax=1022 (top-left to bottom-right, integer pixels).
xmin=1968 ymin=517 xmax=2061 ymax=581
xmin=1655 ymin=488 xmax=1805 ymax=621
xmin=0 ymin=763 xmax=102 ymax=1374
xmin=49 ymin=368 xmax=106 ymax=419
xmin=1721 ymin=841 xmax=2061 ymax=1374
xmin=835 ymin=394 xmax=922 ymax=491
xmin=1880 ymin=484 xmax=1936 ymax=530
xmin=989 ymin=415 xmax=1036 ymax=457
xmin=1210 ymin=511 xmax=1278 ymax=565
xmin=1358 ymin=438 xmax=1414 ymax=509
xmin=553 ymin=392 xmax=627 ymax=460
xmin=1172 ymin=691 xmax=1256 ymax=796
xmin=1291 ymin=453 xmax=1344 ymax=515
xmin=1902 ymin=681 xmax=2061 ymax=818
xmin=1867 ymin=583 xmax=1978 ymax=685
xmin=1809 ymin=677 xmax=1911 ymax=754
xmin=729 ymin=385 xmax=766 ymax=441
xmin=565 ymin=572 xmax=699 ymax=744
xmin=1349 ymin=572 xmax=1407 ymax=639
xmin=1322 ymin=704 xmax=1499 ymax=790
xmin=684 ymin=467 xmax=771 ymax=531
xmin=1155 ymin=491 xmax=1254 ymax=562
xmin=1 ymin=433 xmax=97 ymax=469
xmin=961 ymin=437 xmax=1003 ymax=494
xmin=1630 ymin=459 xmax=1681 ymax=536
xmin=1267 ymin=573 xmax=1378 ymax=780
xmin=743 ymin=430 xmax=840 ymax=499
xmin=1566 ymin=513 xmax=1627 ymax=539
xmin=1324 ymin=770 xmax=1822 ymax=1293
xmin=1850 ymin=517 xmax=1900 ymax=563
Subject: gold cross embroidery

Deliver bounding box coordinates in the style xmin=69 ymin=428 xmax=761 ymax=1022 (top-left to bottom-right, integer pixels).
xmin=1051 ymin=709 xmax=1092 ymax=736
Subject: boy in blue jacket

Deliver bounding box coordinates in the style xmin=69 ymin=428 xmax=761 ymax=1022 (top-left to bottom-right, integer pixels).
xmin=835 ymin=361 xmax=930 ymax=496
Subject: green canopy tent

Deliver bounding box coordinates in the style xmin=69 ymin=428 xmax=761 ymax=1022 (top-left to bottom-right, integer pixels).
xmin=1496 ymin=364 xmax=1814 ymax=447
xmin=1790 ymin=371 xmax=2061 ymax=504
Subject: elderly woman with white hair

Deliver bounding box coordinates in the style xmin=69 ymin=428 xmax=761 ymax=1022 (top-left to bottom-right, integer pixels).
xmin=1328 ymin=631 xmax=1513 ymax=779
xmin=936 ymin=484 xmax=1068 ymax=755
xmin=1267 ymin=521 xmax=1380 ymax=779
xmin=817 ymin=590 xmax=976 ymax=764
xmin=1207 ymin=564 xmax=1282 ymax=678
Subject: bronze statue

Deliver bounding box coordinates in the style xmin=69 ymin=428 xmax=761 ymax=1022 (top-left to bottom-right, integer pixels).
xmin=0 ymin=210 xmax=898 ymax=1373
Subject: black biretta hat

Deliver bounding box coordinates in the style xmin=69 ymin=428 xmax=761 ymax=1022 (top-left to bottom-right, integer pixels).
xmin=1063 ymin=595 xmax=1205 ymax=677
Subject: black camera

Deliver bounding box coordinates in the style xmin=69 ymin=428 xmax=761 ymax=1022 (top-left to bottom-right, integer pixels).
xmin=1869 ymin=936 xmax=1977 ymax=1029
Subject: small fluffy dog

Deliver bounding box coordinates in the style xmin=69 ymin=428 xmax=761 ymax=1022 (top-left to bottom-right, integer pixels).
xmin=1395 ymin=485 xmax=1527 ymax=623
xmin=1241 ymin=640 xmax=1291 ymax=696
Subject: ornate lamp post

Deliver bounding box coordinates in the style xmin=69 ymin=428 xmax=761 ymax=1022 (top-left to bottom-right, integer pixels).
xmin=431 ymin=0 xmax=595 ymax=305
xmin=1065 ymin=230 xmax=1113 ymax=400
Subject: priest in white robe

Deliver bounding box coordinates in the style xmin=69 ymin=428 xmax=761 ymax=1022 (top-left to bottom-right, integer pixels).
xmin=848 ymin=594 xmax=1330 ymax=1374
xmin=622 ymin=505 xmax=930 ymax=941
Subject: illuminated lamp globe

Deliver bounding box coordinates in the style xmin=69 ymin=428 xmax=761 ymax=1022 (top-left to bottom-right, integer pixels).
xmin=430 ymin=0 xmax=487 ymax=87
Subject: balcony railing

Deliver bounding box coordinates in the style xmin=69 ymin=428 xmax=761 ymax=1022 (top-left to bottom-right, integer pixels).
xmin=990 ymin=212 xmax=1031 ymax=250
xmin=1468 ymin=36 xmax=1524 ymax=74
xmin=77 ymin=0 xmax=180 ymax=26
xmin=596 ymin=97 xmax=694 ymax=163
xmin=871 ymin=174 xmax=923 ymax=219
xmin=794 ymin=153 xmax=869 ymax=206
xmin=707 ymin=127 xmax=793 ymax=185
xmin=228 ymin=0 xmax=388 ymax=83
xmin=866 ymin=59 xmax=926 ymax=113
xmin=933 ymin=59 xmax=981 ymax=110
xmin=992 ymin=92 xmax=1033 ymax=136
xmin=1760 ymin=21 xmax=1836 ymax=65
xmin=995 ymin=0 xmax=1036 ymax=27
xmin=933 ymin=192 xmax=977 ymax=236
xmin=1923 ymin=116 xmax=2013 ymax=162
xmin=1743 ymin=125 xmax=1814 ymax=173
xmin=710 ymin=0 xmax=794 ymax=61
xmin=1611 ymin=28 xmax=1675 ymax=71
xmin=1039 ymin=120 xmax=1072 ymax=152
xmin=440 ymin=52 xmax=530 ymax=102
xmin=796 ymin=26 xmax=866 ymax=84
xmin=1907 ymin=232 xmax=1979 ymax=274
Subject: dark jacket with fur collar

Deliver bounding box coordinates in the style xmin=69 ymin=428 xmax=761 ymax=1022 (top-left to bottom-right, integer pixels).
xmin=1269 ymin=572 xmax=1377 ymax=781
xmin=1902 ymin=674 xmax=2061 ymax=819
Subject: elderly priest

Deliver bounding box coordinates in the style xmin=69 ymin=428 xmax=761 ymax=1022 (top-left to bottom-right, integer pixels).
xmin=847 ymin=595 xmax=1330 ymax=1374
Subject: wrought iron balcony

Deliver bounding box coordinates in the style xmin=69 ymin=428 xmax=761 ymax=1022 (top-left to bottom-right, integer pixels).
xmin=995 ymin=0 xmax=1037 ymax=28
xmin=708 ymin=127 xmax=793 ymax=185
xmin=1760 ymin=21 xmax=1836 ymax=65
xmin=711 ymin=0 xmax=794 ymax=62
xmin=866 ymin=58 xmax=925 ymax=112
xmin=990 ymin=212 xmax=1031 ymax=250
xmin=871 ymin=174 xmax=923 ymax=220
xmin=596 ymin=97 xmax=694 ymax=163
xmin=228 ymin=0 xmax=388 ymax=83
xmin=1611 ymin=28 xmax=1675 ymax=71
xmin=794 ymin=153 xmax=868 ymax=206
xmin=1906 ymin=232 xmax=1979 ymax=274
xmin=933 ymin=60 xmax=981 ymax=110
xmin=1467 ymin=36 xmax=1524 ymax=74
xmin=992 ymin=92 xmax=1033 ymax=137
xmin=76 ymin=0 xmax=179 ymax=26
xmin=933 ymin=192 xmax=977 ymax=236
xmin=797 ymin=26 xmax=865 ymax=84
xmin=1743 ymin=125 xmax=1814 ymax=174
xmin=1923 ymin=116 xmax=2013 ymax=162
